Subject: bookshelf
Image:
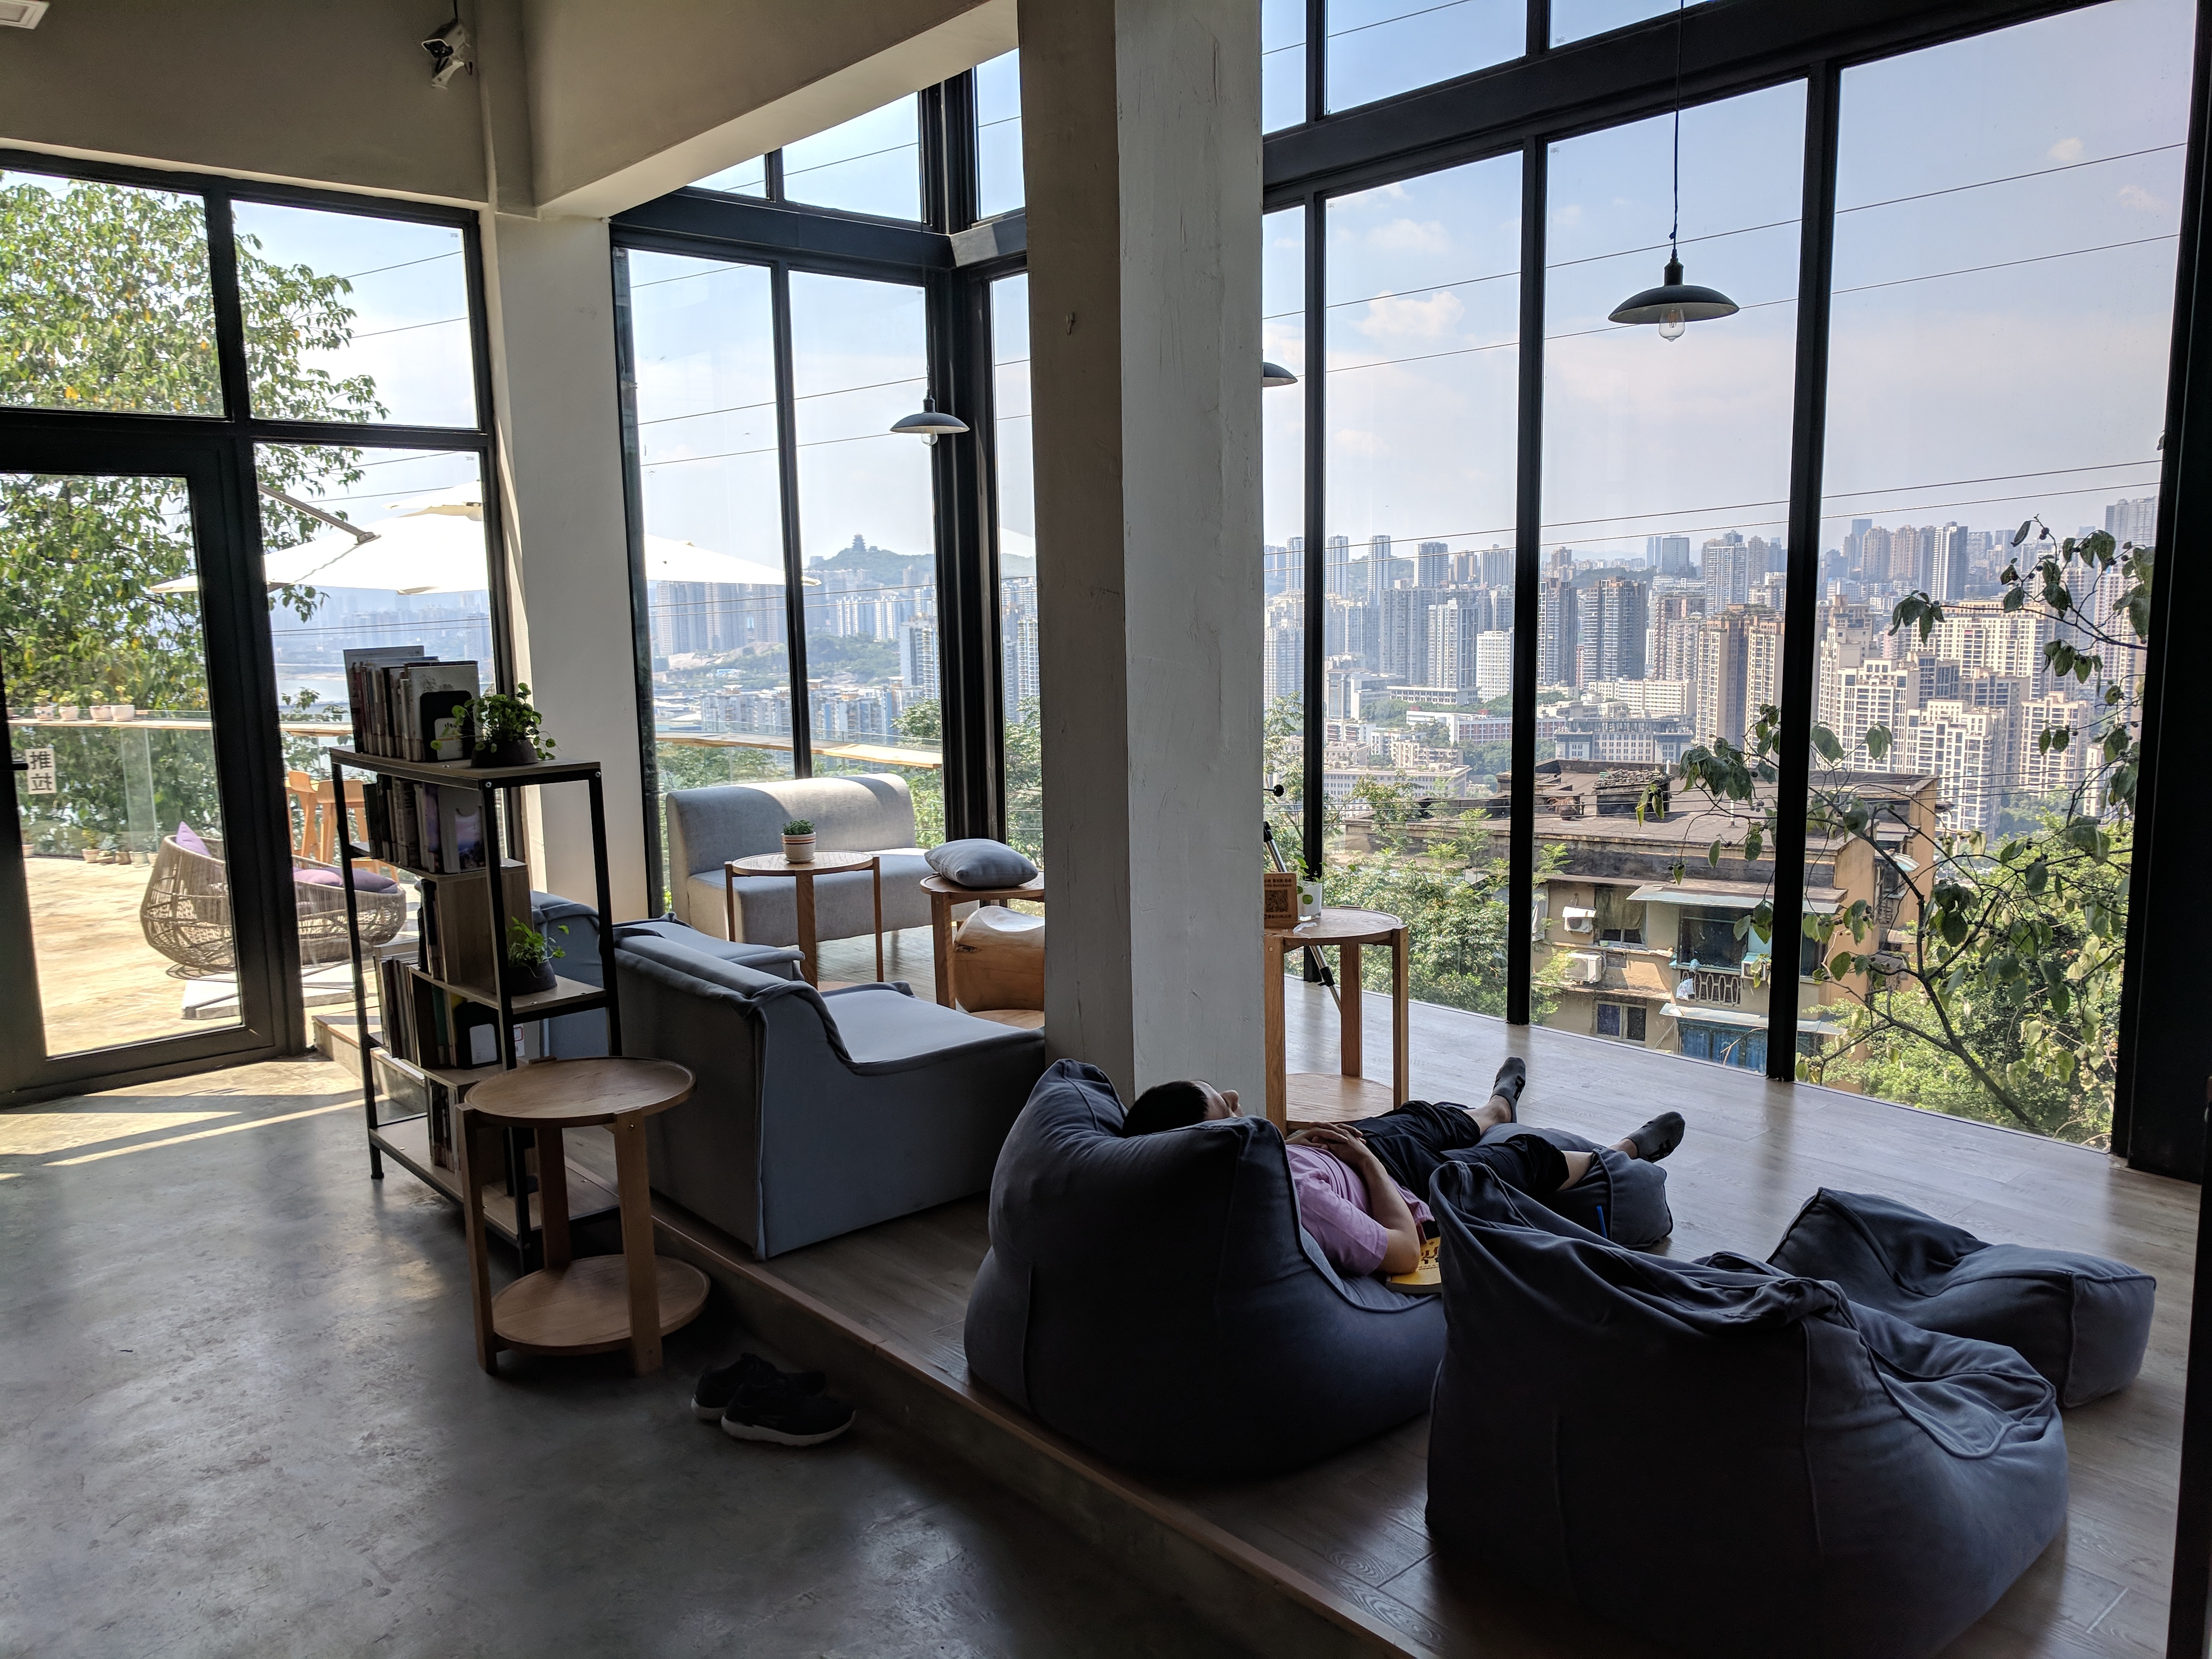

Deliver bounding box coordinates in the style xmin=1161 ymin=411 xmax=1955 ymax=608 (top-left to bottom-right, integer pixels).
xmin=328 ymin=748 xmax=625 ymax=1263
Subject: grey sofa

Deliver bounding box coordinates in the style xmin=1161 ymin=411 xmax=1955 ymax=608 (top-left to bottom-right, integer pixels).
xmin=664 ymin=774 xmax=933 ymax=946
xmin=964 ymin=1061 xmax=1446 ymax=1477
xmin=530 ymin=891 xmax=802 ymax=1059
xmin=615 ymin=930 xmax=1045 ymax=1257
xmin=1427 ymin=1162 xmax=2068 ymax=1659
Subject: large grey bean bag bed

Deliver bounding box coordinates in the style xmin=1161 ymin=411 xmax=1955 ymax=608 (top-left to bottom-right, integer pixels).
xmin=963 ymin=1060 xmax=1445 ymax=1476
xmin=1769 ymin=1186 xmax=2154 ymax=1408
xmin=1426 ymin=1162 xmax=2068 ymax=1659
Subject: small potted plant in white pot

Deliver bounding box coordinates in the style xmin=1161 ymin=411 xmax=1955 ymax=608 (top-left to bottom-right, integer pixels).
xmin=1295 ymin=856 xmax=1323 ymax=923
xmin=781 ymin=819 xmax=816 ymax=864
xmin=503 ymin=917 xmax=566 ymax=996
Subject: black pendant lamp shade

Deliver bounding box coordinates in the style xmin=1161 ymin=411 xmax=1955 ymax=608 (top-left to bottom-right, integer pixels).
xmin=1609 ymin=256 xmax=1740 ymax=334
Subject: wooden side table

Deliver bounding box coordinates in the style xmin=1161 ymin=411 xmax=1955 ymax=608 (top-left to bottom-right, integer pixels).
xmin=921 ymin=873 xmax=1045 ymax=1013
xmin=458 ymin=1057 xmax=708 ymax=1376
xmin=725 ymin=850 xmax=882 ymax=986
xmin=1262 ymin=907 xmax=1409 ymax=1131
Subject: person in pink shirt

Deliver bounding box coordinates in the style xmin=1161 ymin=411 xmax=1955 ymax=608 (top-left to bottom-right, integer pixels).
xmin=1119 ymin=1060 xmax=1682 ymax=1278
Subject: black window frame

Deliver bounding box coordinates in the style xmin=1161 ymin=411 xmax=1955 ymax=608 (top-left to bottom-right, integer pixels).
xmin=0 ymin=148 xmax=507 ymax=1102
xmin=1258 ymin=0 xmax=2212 ymax=1185
xmin=611 ymin=74 xmax=1026 ymax=906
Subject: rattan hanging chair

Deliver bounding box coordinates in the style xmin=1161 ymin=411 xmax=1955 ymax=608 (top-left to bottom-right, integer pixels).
xmin=140 ymin=834 xmax=405 ymax=975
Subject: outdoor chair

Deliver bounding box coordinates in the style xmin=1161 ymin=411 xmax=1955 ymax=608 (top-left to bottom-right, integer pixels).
xmin=140 ymin=833 xmax=405 ymax=975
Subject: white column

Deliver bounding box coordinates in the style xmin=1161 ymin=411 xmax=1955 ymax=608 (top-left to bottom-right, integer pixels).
xmin=479 ymin=210 xmax=651 ymax=920
xmin=1021 ymin=0 xmax=1265 ymax=1100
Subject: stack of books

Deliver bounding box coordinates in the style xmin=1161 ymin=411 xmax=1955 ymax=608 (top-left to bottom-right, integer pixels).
xmin=342 ymin=645 xmax=479 ymax=763
xmin=360 ymin=779 xmax=491 ymax=874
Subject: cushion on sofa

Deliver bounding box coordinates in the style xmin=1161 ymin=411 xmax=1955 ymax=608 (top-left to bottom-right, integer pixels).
xmin=1768 ymin=1187 xmax=2155 ymax=1407
xmin=963 ymin=1060 xmax=1444 ymax=1478
xmin=1426 ymin=1162 xmax=2068 ymax=1659
xmin=926 ymin=838 xmax=1038 ymax=890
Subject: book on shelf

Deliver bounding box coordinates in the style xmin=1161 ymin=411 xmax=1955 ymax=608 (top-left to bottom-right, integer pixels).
xmin=394 ymin=661 xmax=480 ymax=763
xmin=420 ymin=858 xmax=530 ymax=991
xmin=342 ymin=645 xmax=426 ymax=756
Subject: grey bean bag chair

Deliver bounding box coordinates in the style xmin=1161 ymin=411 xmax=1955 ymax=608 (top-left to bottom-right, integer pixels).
xmin=1476 ymin=1120 xmax=1673 ymax=1246
xmin=963 ymin=1060 xmax=1445 ymax=1477
xmin=1769 ymin=1187 xmax=2155 ymax=1408
xmin=1426 ymin=1163 xmax=2067 ymax=1659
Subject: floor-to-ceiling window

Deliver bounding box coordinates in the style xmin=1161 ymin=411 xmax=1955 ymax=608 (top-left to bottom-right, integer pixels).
xmin=1802 ymin=0 xmax=2191 ymax=1144
xmin=1537 ymin=83 xmax=1804 ymax=1068
xmin=0 ymin=163 xmax=499 ymax=1100
xmin=1319 ymin=152 xmax=1523 ymax=1017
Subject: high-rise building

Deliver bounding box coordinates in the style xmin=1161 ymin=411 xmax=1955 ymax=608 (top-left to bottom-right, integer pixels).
xmin=1428 ymin=597 xmax=1485 ymax=691
xmin=1474 ymin=630 xmax=1513 ymax=701
xmin=1325 ymin=534 xmax=1352 ymax=596
xmin=1702 ymin=532 xmax=1754 ymax=610
xmin=1844 ymin=518 xmax=1873 ymax=572
xmin=1415 ymin=542 xmax=1452 ymax=589
xmin=1931 ymin=522 xmax=1969 ymax=603
xmin=1537 ymin=576 xmax=1578 ymax=689
xmin=1380 ymin=585 xmax=1434 ymax=683
xmin=1479 ymin=544 xmax=1515 ymax=588
xmin=1860 ymin=524 xmax=1892 ymax=583
xmin=1263 ymin=595 xmax=1303 ymax=706
xmin=1325 ymin=593 xmax=1379 ymax=668
xmin=1646 ymin=534 xmax=1693 ymax=575
xmin=1690 ymin=605 xmax=1786 ymax=745
xmin=900 ymin=618 xmax=940 ymax=698
xmin=1905 ymin=699 xmax=2012 ymax=835
xmin=2105 ymin=493 xmax=2159 ymax=548
xmin=1576 ymin=576 xmax=1649 ymax=684
xmin=1262 ymin=543 xmax=1299 ymax=597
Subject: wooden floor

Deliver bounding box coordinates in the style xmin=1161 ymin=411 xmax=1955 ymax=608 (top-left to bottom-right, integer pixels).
xmin=696 ymin=981 xmax=2197 ymax=1658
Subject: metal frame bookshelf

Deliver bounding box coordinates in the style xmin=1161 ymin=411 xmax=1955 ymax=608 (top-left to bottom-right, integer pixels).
xmin=328 ymin=749 xmax=622 ymax=1264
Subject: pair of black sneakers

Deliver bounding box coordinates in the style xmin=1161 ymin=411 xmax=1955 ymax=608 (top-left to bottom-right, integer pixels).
xmin=692 ymin=1352 xmax=856 ymax=1446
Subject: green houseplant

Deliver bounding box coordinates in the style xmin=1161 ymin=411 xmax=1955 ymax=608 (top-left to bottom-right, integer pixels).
xmin=504 ymin=916 xmax=566 ymax=995
xmin=462 ymin=684 xmax=555 ymax=769
xmin=781 ymin=817 xmax=816 ymax=865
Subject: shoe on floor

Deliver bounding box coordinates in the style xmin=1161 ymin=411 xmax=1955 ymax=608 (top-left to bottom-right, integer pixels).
xmin=692 ymin=1352 xmax=824 ymax=1422
xmin=721 ymin=1370 xmax=856 ymax=1448
xmin=1491 ymin=1056 xmax=1527 ymax=1119
xmin=1626 ymin=1110 xmax=1686 ymax=1163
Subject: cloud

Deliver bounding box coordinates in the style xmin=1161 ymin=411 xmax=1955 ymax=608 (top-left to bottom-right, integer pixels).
xmin=1552 ymin=203 xmax=1584 ymax=228
xmin=2117 ymin=183 xmax=2166 ymax=213
xmin=1365 ymin=217 xmax=1451 ymax=254
xmin=2048 ymin=137 xmax=2085 ymax=164
xmin=1352 ymin=290 xmax=1466 ymax=341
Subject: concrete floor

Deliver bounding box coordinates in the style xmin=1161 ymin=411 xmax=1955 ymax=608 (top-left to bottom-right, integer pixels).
xmin=0 ymin=1055 xmax=1248 ymax=1658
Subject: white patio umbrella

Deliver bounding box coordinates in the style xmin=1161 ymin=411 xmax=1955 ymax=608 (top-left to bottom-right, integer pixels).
xmin=151 ymin=480 xmax=808 ymax=594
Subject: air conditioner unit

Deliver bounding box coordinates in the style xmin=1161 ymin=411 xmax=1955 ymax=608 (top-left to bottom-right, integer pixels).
xmin=1562 ymin=905 xmax=1596 ymax=934
xmin=0 ymin=1 xmax=48 ymax=26
xmin=1567 ymin=952 xmax=1604 ymax=986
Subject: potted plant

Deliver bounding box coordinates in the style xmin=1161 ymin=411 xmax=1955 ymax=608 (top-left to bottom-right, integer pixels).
xmin=504 ymin=917 xmax=566 ymax=996
xmin=781 ymin=819 xmax=816 ymax=864
xmin=1295 ymin=856 xmax=1323 ymax=923
xmin=461 ymin=684 xmax=556 ymax=769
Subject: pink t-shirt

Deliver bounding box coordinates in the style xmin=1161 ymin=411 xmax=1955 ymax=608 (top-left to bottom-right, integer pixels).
xmin=1285 ymin=1144 xmax=1432 ymax=1278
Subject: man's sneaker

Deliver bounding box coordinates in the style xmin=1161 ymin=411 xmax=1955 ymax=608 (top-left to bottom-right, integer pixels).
xmin=691 ymin=1352 xmax=823 ymax=1422
xmin=722 ymin=1370 xmax=856 ymax=1447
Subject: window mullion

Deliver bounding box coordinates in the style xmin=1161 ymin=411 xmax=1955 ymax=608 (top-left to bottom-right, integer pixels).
xmin=769 ymin=262 xmax=814 ymax=776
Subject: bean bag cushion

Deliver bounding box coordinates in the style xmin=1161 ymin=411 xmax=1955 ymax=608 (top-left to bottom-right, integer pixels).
xmin=1474 ymin=1120 xmax=1673 ymax=1247
xmin=1426 ymin=1162 xmax=2067 ymax=1659
xmin=1769 ymin=1187 xmax=2154 ymax=1408
xmin=963 ymin=1060 xmax=1444 ymax=1477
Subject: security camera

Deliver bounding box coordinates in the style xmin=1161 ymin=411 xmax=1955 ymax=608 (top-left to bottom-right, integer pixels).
xmin=423 ymin=18 xmax=472 ymax=89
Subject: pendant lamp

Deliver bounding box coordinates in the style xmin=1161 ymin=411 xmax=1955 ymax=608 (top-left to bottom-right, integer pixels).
xmin=1609 ymin=0 xmax=1737 ymax=342
xmin=889 ymin=394 xmax=969 ymax=445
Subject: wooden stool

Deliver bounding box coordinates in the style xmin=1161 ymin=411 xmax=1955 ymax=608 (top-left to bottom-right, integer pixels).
xmin=458 ymin=1057 xmax=708 ymax=1376
xmin=1262 ymin=907 xmax=1410 ymax=1130
xmin=922 ymin=872 xmax=1045 ymax=1019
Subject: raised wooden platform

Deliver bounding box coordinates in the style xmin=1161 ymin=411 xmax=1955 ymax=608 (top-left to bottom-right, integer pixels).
xmin=630 ymin=988 xmax=2197 ymax=1658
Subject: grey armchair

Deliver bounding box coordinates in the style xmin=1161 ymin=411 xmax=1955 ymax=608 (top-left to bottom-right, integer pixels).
xmin=664 ymin=774 xmax=934 ymax=946
xmin=616 ymin=931 xmax=1045 ymax=1257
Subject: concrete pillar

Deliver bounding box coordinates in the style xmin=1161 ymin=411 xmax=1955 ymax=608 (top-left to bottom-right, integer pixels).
xmin=1021 ymin=0 xmax=1265 ymax=1100
xmin=479 ymin=210 xmax=651 ymax=920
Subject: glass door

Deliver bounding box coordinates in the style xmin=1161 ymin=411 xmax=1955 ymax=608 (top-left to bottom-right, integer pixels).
xmin=0 ymin=446 xmax=292 ymax=1098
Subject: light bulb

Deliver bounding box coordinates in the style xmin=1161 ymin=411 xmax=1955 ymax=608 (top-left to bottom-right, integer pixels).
xmin=920 ymin=431 xmax=937 ymax=446
xmin=1659 ymin=308 xmax=1686 ymax=342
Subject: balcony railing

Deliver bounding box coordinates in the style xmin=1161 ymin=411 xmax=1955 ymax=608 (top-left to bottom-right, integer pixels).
xmin=1690 ymin=967 xmax=1745 ymax=1005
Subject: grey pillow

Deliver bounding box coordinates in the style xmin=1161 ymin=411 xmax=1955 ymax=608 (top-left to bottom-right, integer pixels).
xmin=925 ymin=838 xmax=1038 ymax=889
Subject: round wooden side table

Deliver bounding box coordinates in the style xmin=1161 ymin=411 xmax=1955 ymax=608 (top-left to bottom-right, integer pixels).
xmin=458 ymin=1057 xmax=707 ymax=1377
xmin=725 ymin=850 xmax=882 ymax=985
xmin=1262 ymin=906 xmax=1409 ymax=1130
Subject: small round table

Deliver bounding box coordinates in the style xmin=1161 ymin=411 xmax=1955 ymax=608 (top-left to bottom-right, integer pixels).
xmin=1263 ymin=907 xmax=1409 ymax=1130
xmin=725 ymin=850 xmax=883 ymax=986
xmin=459 ymin=1057 xmax=706 ymax=1377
